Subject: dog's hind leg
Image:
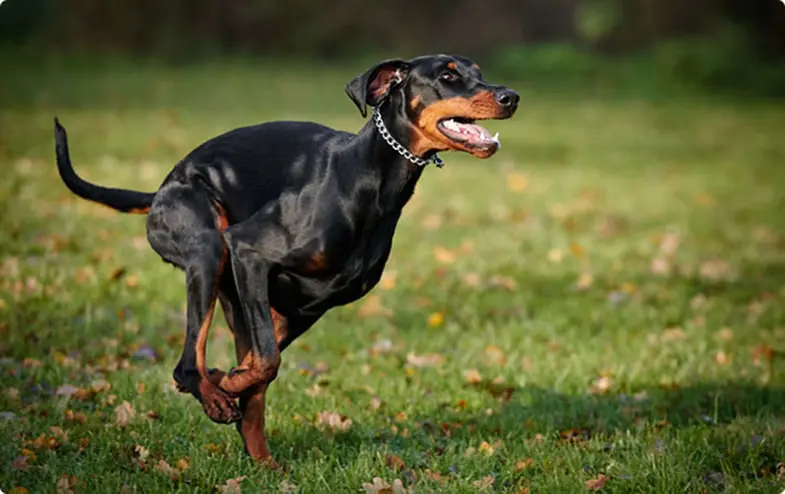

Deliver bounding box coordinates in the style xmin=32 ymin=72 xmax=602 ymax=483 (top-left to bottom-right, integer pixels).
xmin=146 ymin=182 xmax=240 ymax=424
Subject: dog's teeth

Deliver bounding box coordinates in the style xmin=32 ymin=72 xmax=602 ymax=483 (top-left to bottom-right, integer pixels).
xmin=492 ymin=132 xmax=501 ymax=147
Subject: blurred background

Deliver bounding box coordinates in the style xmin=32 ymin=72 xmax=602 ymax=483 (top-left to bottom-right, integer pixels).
xmin=1 ymin=0 xmax=785 ymax=97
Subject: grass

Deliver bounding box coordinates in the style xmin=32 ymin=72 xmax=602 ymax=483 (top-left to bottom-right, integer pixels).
xmin=1 ymin=56 xmax=785 ymax=493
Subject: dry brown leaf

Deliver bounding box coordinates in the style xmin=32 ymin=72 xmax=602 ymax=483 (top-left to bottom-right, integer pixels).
xmin=586 ymin=474 xmax=609 ymax=491
xmin=516 ymin=458 xmax=534 ymax=471
xmin=715 ymin=351 xmax=730 ymax=366
xmin=56 ymin=475 xmax=78 ymax=494
xmin=662 ymin=327 xmax=687 ymax=342
xmin=217 ymin=476 xmax=247 ymax=494
xmin=463 ymin=272 xmax=481 ymax=287
xmin=134 ymin=444 xmax=150 ymax=461
xmin=9 ymin=487 xmax=30 ymax=494
xmin=358 ymin=295 xmax=391 ymax=319
xmin=11 ymin=456 xmax=29 ymax=471
xmin=421 ymin=213 xmax=443 ymax=230
xmin=154 ymin=459 xmax=180 ymax=481
xmin=380 ymin=271 xmax=397 ymax=290
xmin=472 ymin=475 xmax=495 ymax=490
xmin=507 ymin=172 xmax=528 ymax=192
xmin=316 ymin=411 xmax=352 ymax=432
xmin=386 ymin=454 xmax=406 ymax=471
xmin=370 ymin=396 xmax=383 ymax=410
xmin=484 ymin=345 xmax=506 ymax=366
xmin=590 ymin=375 xmax=614 ymax=394
xmin=650 ymin=258 xmax=670 ymax=275
xmin=176 ymin=458 xmax=189 ymax=471
xmin=575 ymin=272 xmax=594 ymax=290
xmin=115 ymin=401 xmax=136 ymax=427
xmin=464 ymin=368 xmax=482 ymax=384
xmin=279 ymin=480 xmax=298 ymax=493
xmin=547 ymin=248 xmax=564 ymax=263
xmin=487 ymin=275 xmax=517 ymax=291
xmin=433 ymin=246 xmax=456 ymax=264
xmin=64 ymin=410 xmax=88 ymax=424
xmin=479 ymin=441 xmax=496 ymax=455
xmin=406 ymin=352 xmax=445 ymax=368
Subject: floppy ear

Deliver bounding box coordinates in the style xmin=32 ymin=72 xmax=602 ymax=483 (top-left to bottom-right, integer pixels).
xmin=345 ymin=59 xmax=410 ymax=117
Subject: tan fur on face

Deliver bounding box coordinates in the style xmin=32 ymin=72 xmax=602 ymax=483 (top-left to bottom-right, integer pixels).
xmin=410 ymin=91 xmax=502 ymax=158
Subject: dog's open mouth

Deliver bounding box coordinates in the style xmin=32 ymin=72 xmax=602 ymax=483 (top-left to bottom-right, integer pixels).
xmin=437 ymin=118 xmax=500 ymax=150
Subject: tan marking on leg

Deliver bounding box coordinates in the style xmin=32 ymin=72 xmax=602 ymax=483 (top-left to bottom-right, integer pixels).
xmin=239 ymin=386 xmax=279 ymax=468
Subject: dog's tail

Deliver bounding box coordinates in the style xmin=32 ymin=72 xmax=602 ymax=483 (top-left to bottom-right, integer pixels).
xmin=54 ymin=117 xmax=156 ymax=214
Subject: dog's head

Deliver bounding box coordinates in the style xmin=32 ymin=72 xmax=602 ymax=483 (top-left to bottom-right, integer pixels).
xmin=346 ymin=54 xmax=518 ymax=159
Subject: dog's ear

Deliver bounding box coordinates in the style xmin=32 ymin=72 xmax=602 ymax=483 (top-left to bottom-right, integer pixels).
xmin=345 ymin=59 xmax=410 ymax=118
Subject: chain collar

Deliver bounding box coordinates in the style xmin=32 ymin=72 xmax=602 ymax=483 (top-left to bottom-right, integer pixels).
xmin=372 ymin=108 xmax=444 ymax=168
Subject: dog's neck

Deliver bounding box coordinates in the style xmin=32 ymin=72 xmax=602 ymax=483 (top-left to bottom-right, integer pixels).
xmin=350 ymin=112 xmax=428 ymax=214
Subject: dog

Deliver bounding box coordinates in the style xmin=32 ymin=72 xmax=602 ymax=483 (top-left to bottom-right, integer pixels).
xmin=54 ymin=54 xmax=518 ymax=466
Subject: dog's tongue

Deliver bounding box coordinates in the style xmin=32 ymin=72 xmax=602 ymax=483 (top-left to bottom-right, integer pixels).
xmin=442 ymin=119 xmax=500 ymax=147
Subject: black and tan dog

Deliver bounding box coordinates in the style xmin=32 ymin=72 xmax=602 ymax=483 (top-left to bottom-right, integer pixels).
xmin=54 ymin=54 xmax=518 ymax=466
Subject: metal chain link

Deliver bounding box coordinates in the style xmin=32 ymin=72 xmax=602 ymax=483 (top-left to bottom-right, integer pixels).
xmin=373 ymin=108 xmax=444 ymax=168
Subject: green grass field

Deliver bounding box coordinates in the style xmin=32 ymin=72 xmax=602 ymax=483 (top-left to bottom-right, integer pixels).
xmin=1 ymin=58 xmax=785 ymax=493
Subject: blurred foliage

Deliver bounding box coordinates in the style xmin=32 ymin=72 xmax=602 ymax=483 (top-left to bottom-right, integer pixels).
xmin=0 ymin=0 xmax=784 ymax=98
xmin=493 ymin=24 xmax=785 ymax=99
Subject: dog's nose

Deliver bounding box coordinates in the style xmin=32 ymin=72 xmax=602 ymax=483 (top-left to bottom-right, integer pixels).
xmin=495 ymin=89 xmax=519 ymax=109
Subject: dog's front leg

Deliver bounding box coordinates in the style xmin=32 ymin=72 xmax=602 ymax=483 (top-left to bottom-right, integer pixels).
xmin=220 ymin=227 xmax=283 ymax=466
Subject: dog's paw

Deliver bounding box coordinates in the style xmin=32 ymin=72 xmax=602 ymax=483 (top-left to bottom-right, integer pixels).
xmin=199 ymin=381 xmax=241 ymax=424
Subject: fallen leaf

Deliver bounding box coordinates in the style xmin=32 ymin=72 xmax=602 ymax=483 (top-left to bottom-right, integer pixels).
xmin=11 ymin=456 xmax=29 ymax=471
xmin=427 ymin=312 xmax=444 ymax=328
xmin=368 ymin=339 xmax=394 ymax=356
xmin=421 ymin=213 xmax=443 ymax=230
xmin=386 ymin=454 xmax=406 ymax=471
xmin=176 ymin=458 xmax=189 ymax=471
xmin=472 ymin=475 xmax=495 ymax=490
xmin=507 ymin=172 xmax=527 ymax=192
xmin=55 ymin=384 xmax=80 ymax=398
xmin=380 ymin=271 xmax=397 ymax=290
xmin=715 ymin=351 xmax=730 ymax=366
xmin=115 ymin=401 xmax=136 ymax=427
xmin=590 ymin=375 xmax=614 ymax=394
xmin=484 ymin=345 xmax=506 ymax=365
xmin=9 ymin=487 xmax=29 ymax=494
xmin=650 ymin=258 xmax=670 ymax=275
xmin=516 ymin=458 xmax=534 ymax=471
xmin=358 ymin=295 xmax=391 ymax=319
xmin=452 ymin=272 xmax=477 ymax=290
xmin=279 ymin=480 xmax=298 ymax=493
xmin=752 ymin=344 xmax=775 ymax=366
xmin=487 ymin=275 xmax=517 ymax=291
xmin=316 ymin=411 xmax=352 ymax=432
xmin=406 ymin=352 xmax=445 ymax=368
xmin=479 ymin=441 xmax=496 ymax=455
xmin=64 ymin=410 xmax=88 ymax=424
xmin=575 ymin=272 xmax=593 ymax=290
xmin=424 ymin=470 xmax=447 ymax=485
xmin=586 ymin=474 xmax=609 ymax=491
xmin=433 ymin=246 xmax=456 ymax=264
xmin=370 ymin=397 xmax=383 ymax=410
xmin=362 ymin=477 xmax=389 ymax=493
xmin=134 ymin=444 xmax=150 ymax=461
xmin=154 ymin=459 xmax=180 ymax=481
xmin=661 ymin=327 xmax=686 ymax=341
xmin=216 ymin=476 xmax=247 ymax=494
xmin=56 ymin=475 xmax=78 ymax=494
xmin=464 ymin=369 xmax=482 ymax=384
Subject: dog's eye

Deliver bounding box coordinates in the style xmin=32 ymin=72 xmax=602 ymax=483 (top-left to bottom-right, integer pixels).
xmin=440 ymin=71 xmax=460 ymax=83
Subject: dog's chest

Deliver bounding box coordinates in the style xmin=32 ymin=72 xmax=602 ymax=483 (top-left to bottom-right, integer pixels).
xmin=272 ymin=216 xmax=398 ymax=316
